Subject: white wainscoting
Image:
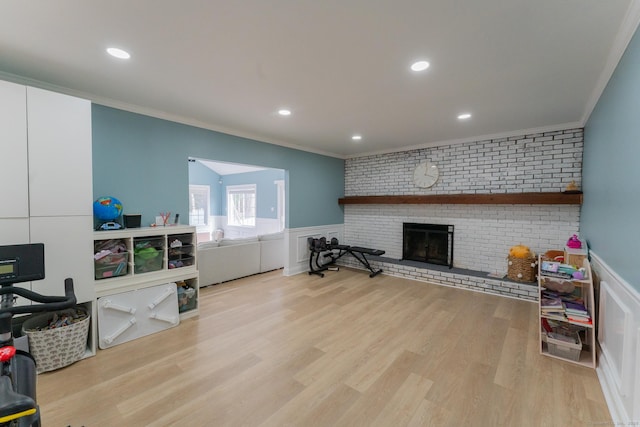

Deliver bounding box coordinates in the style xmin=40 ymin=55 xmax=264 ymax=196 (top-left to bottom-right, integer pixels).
xmin=283 ymin=224 xmax=344 ymax=276
xmin=591 ymin=252 xmax=640 ymax=424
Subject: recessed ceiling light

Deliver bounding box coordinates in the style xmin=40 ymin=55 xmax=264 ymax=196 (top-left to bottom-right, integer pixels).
xmin=278 ymin=109 xmax=292 ymax=116
xmin=352 ymin=135 xmax=362 ymax=141
xmin=458 ymin=113 xmax=472 ymax=120
xmin=106 ymin=47 xmax=130 ymax=59
xmin=410 ymin=61 xmax=430 ymax=72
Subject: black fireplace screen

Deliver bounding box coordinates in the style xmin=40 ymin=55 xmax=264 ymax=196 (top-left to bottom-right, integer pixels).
xmin=402 ymin=223 xmax=454 ymax=268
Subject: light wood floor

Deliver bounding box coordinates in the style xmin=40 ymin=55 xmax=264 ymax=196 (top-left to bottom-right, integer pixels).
xmin=37 ymin=268 xmax=611 ymax=426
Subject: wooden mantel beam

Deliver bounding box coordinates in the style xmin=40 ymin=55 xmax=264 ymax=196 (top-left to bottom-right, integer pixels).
xmin=338 ymin=192 xmax=583 ymax=205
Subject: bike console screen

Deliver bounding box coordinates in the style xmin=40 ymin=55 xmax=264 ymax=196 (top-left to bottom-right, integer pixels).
xmin=0 ymin=243 xmax=45 ymax=285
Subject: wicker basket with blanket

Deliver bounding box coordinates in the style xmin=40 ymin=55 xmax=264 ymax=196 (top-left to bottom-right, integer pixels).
xmin=507 ymin=245 xmax=537 ymax=282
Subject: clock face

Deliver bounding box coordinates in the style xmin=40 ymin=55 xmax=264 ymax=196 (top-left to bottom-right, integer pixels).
xmin=413 ymin=161 xmax=439 ymax=188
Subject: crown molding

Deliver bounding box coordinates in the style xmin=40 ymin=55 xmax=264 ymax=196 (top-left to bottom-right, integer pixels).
xmin=0 ymin=71 xmax=345 ymax=160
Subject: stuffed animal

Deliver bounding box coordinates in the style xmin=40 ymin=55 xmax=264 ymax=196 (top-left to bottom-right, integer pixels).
xmin=509 ymin=244 xmax=534 ymax=259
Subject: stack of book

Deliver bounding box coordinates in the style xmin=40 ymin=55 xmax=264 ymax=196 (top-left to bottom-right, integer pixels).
xmin=541 ymin=290 xmax=592 ymax=325
xmin=564 ymin=300 xmax=592 ymax=325
xmin=540 ymin=292 xmax=565 ymax=321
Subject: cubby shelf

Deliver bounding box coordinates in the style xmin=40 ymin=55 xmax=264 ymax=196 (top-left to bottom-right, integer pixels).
xmin=93 ymin=225 xmax=199 ymax=321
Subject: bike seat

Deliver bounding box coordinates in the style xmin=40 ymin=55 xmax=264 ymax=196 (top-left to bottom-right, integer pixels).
xmin=0 ymin=375 xmax=37 ymax=424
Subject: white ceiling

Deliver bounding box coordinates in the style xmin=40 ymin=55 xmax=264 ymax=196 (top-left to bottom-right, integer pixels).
xmin=195 ymin=159 xmax=269 ymax=176
xmin=1 ymin=1 xmax=638 ymax=158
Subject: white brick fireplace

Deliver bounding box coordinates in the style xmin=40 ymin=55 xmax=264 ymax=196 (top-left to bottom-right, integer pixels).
xmin=344 ymin=203 xmax=579 ymax=276
xmin=340 ymin=128 xmax=583 ymax=300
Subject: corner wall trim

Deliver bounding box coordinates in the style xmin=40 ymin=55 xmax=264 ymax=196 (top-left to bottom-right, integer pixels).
xmin=591 ymin=251 xmax=640 ymax=424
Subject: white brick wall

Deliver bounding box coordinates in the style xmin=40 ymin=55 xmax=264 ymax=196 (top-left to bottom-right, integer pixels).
xmin=345 ymin=129 xmax=583 ymax=196
xmin=343 ymin=128 xmax=583 ymax=275
xmin=344 ymin=204 xmax=579 ymax=275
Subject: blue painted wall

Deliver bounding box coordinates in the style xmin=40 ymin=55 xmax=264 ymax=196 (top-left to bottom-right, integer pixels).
xmin=222 ymin=169 xmax=285 ymax=219
xmin=583 ymin=27 xmax=640 ymax=290
xmin=92 ymin=105 xmax=344 ymax=228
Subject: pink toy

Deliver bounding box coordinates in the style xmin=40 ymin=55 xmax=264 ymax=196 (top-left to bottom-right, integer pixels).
xmin=566 ymin=234 xmax=582 ymax=249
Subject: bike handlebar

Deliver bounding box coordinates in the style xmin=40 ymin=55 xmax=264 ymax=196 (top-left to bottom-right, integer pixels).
xmin=0 ymin=278 xmax=77 ymax=315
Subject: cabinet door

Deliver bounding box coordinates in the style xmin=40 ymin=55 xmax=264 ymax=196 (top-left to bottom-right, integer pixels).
xmin=29 ymin=216 xmax=95 ymax=303
xmin=0 ymin=80 xmax=28 ymax=218
xmin=26 ymin=87 xmax=92 ymax=217
xmin=0 ymin=219 xmax=32 ymax=307
xmin=0 ymin=219 xmax=30 ymax=245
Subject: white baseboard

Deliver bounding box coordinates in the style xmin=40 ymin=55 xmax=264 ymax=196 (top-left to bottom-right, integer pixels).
xmin=591 ymin=251 xmax=640 ymax=424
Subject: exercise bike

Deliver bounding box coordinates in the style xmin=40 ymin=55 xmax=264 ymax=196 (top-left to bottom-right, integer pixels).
xmin=0 ymin=243 xmax=77 ymax=427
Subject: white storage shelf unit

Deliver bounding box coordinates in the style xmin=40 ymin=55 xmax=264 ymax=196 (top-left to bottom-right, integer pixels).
xmin=538 ymin=256 xmax=596 ymax=368
xmin=94 ymin=226 xmax=199 ymax=321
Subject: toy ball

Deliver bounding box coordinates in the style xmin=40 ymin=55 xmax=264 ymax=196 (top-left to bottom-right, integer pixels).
xmin=93 ymin=196 xmax=123 ymax=221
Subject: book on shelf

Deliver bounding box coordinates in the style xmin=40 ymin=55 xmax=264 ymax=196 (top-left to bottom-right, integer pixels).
xmin=564 ymin=300 xmax=588 ymax=315
xmin=567 ymin=313 xmax=591 ymax=320
xmin=541 ymin=290 xmax=582 ymax=302
xmin=541 ymin=311 xmax=562 ymax=315
xmin=541 ymin=296 xmax=563 ymax=310
xmin=565 ymin=310 xmax=589 ymax=318
xmin=542 ymin=313 xmax=567 ymax=322
xmin=567 ymin=314 xmax=592 ymax=325
xmin=568 ymin=319 xmax=592 ymax=326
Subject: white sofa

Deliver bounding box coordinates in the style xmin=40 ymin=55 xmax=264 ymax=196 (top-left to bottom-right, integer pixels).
xmin=197 ymin=232 xmax=284 ymax=287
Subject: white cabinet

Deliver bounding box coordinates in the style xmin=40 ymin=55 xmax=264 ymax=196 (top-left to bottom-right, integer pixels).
xmin=0 ymin=219 xmax=30 ymax=245
xmin=0 ymin=80 xmax=29 ymax=218
xmin=94 ymin=226 xmax=199 ymax=330
xmin=0 ymin=79 xmax=95 ymax=356
xmin=0 ymin=82 xmax=93 ymax=299
xmin=26 ymin=87 xmax=92 ymax=217
xmin=30 ymin=216 xmax=94 ymax=303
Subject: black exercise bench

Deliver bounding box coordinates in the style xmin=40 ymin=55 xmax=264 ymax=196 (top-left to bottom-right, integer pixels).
xmin=307 ymin=237 xmax=385 ymax=278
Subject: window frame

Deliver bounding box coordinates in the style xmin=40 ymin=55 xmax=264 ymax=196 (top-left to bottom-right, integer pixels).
xmin=188 ymin=184 xmax=210 ymax=228
xmin=226 ymin=184 xmax=257 ymax=227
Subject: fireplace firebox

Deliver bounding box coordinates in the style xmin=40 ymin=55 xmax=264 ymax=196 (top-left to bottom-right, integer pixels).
xmin=402 ymin=223 xmax=454 ymax=268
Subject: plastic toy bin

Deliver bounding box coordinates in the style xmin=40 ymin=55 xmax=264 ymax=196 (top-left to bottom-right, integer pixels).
xmin=133 ymin=236 xmax=165 ymax=274
xmin=134 ymin=236 xmax=164 ymax=249
xmin=94 ymin=252 xmax=128 ymax=279
xmin=177 ymin=286 xmax=197 ymax=313
xmin=168 ymin=255 xmax=194 ymax=269
xmin=547 ymin=332 xmax=582 ymax=362
xmin=168 ymin=244 xmax=193 ymax=257
xmin=134 ymin=249 xmax=164 ymax=273
xmin=169 ymin=233 xmax=193 ymax=246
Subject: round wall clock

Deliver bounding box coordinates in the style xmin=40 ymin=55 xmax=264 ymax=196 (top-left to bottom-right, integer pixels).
xmin=413 ymin=160 xmax=439 ymax=188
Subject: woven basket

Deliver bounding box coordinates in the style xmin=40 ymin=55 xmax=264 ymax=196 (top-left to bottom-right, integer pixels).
xmin=22 ymin=307 xmax=90 ymax=373
xmin=507 ymin=255 xmax=537 ymax=282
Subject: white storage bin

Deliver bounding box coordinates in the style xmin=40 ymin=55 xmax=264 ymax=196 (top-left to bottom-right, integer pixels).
xmin=547 ymin=332 xmax=582 ymax=362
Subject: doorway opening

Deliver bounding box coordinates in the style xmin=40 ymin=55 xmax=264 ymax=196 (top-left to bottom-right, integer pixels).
xmin=188 ymin=158 xmax=286 ymax=242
